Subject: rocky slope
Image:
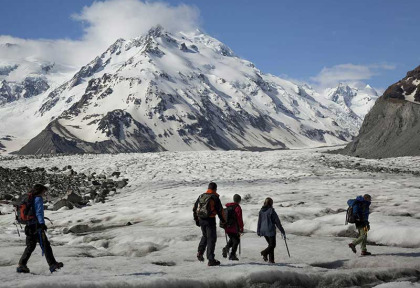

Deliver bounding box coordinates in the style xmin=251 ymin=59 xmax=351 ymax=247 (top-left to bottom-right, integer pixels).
xmin=337 ymin=65 xmax=420 ymax=158
xmin=14 ymin=26 xmax=362 ymax=155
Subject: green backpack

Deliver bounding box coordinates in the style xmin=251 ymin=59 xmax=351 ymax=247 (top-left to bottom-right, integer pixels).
xmin=196 ymin=194 xmax=213 ymax=218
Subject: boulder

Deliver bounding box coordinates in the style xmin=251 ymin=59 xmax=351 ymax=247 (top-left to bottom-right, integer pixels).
xmin=52 ymin=199 xmax=73 ymax=211
xmin=116 ymin=180 xmax=128 ymax=189
xmin=65 ymin=191 xmax=83 ymax=204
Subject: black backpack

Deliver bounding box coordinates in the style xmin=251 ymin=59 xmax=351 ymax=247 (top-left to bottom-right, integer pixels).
xmin=345 ymin=200 xmax=358 ymax=225
xmin=224 ymin=205 xmax=238 ymax=228
xmin=196 ymin=194 xmax=213 ymax=218
xmin=14 ymin=193 xmax=36 ymax=225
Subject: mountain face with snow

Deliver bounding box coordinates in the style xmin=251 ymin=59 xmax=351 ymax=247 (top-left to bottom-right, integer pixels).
xmin=324 ymin=83 xmax=379 ymax=120
xmin=2 ymin=26 xmax=367 ymax=155
xmin=338 ymin=65 xmax=420 ymax=158
xmin=0 ymin=62 xmax=52 ymax=105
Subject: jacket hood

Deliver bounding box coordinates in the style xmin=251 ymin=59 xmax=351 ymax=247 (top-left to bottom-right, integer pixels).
xmin=226 ymin=202 xmax=239 ymax=207
xmin=260 ymin=206 xmax=273 ymax=212
xmin=356 ymin=195 xmax=371 ymax=204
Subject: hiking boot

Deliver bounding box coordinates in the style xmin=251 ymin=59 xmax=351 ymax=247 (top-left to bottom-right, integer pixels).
xmin=49 ymin=262 xmax=64 ymax=273
xmin=222 ymin=247 xmax=228 ymax=258
xmin=348 ymin=243 xmax=357 ymax=254
xmin=268 ymin=260 xmax=275 ymax=264
xmin=229 ymin=253 xmax=239 ymax=261
xmin=16 ymin=265 xmax=30 ymax=273
xmin=361 ymin=251 xmax=372 ymax=256
xmin=261 ymin=251 xmax=268 ymax=262
xmin=208 ymin=259 xmax=221 ymax=266
xmin=197 ymin=251 xmax=204 ymax=262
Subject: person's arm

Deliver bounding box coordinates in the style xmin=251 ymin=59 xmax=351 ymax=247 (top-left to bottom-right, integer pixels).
xmin=272 ymin=210 xmax=285 ymax=235
xmin=215 ymin=196 xmax=226 ymax=223
xmin=236 ymin=206 xmax=244 ymax=233
xmin=257 ymin=212 xmax=261 ymax=236
xmin=34 ymin=197 xmax=45 ymax=225
xmin=193 ymin=197 xmax=199 ymax=223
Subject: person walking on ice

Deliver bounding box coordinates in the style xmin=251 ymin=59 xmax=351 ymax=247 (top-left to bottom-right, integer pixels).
xmin=16 ymin=184 xmax=63 ymax=273
xmin=257 ymin=197 xmax=286 ymax=264
xmin=347 ymin=194 xmax=372 ymax=256
xmin=222 ymin=194 xmax=244 ymax=261
xmin=193 ymin=182 xmax=226 ymax=266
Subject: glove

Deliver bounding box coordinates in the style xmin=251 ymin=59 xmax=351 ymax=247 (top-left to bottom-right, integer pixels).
xmin=195 ymin=220 xmax=200 ymax=227
xmin=219 ymin=222 xmax=227 ymax=229
xmin=282 ymin=232 xmax=286 ymax=239
xmin=40 ymin=223 xmax=48 ymax=231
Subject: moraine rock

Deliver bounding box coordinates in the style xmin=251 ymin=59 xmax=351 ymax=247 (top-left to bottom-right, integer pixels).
xmin=337 ymin=65 xmax=420 ymax=158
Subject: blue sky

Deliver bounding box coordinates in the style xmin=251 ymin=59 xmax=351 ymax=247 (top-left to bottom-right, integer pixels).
xmin=1 ymin=0 xmax=419 ymax=90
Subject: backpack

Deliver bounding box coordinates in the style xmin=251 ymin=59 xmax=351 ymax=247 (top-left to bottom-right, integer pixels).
xmin=345 ymin=199 xmax=358 ymax=225
xmin=14 ymin=193 xmax=36 ymax=225
xmin=224 ymin=205 xmax=238 ymax=228
xmin=196 ymin=194 xmax=213 ymax=219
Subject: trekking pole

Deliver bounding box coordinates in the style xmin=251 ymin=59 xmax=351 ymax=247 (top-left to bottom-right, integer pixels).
xmin=239 ymin=239 xmax=241 ymax=256
xmin=283 ymin=235 xmax=291 ymax=258
xmin=14 ymin=222 xmax=21 ymax=237
xmin=225 ymin=231 xmax=228 ymax=245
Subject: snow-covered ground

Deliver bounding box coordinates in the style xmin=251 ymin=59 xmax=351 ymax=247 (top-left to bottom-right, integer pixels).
xmin=0 ymin=148 xmax=419 ymax=287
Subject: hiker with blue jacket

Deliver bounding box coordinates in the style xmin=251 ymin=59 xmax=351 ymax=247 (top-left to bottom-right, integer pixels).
xmin=257 ymin=197 xmax=286 ymax=263
xmin=348 ymin=194 xmax=372 ymax=256
xmin=17 ymin=184 xmax=63 ymax=273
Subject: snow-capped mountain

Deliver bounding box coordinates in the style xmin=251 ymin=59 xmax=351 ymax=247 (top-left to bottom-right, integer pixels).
xmin=324 ymin=83 xmax=379 ymax=120
xmin=2 ymin=26 xmax=365 ymax=154
xmin=0 ymin=61 xmax=52 ymax=105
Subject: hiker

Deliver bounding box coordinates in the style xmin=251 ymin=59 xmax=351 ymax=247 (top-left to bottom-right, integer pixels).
xmin=222 ymin=194 xmax=244 ymax=261
xmin=193 ymin=182 xmax=226 ymax=266
xmin=17 ymin=184 xmax=63 ymax=273
xmin=347 ymin=194 xmax=372 ymax=256
xmin=257 ymin=197 xmax=286 ymax=264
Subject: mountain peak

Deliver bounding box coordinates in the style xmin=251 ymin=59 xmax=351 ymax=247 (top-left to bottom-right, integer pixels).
xmin=147 ymin=25 xmax=164 ymax=38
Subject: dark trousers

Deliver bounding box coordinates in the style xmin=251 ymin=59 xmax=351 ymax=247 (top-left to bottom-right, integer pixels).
xmin=226 ymin=233 xmax=240 ymax=255
xmin=198 ymin=218 xmax=217 ymax=261
xmin=19 ymin=225 xmax=56 ymax=267
xmin=262 ymin=236 xmax=276 ymax=262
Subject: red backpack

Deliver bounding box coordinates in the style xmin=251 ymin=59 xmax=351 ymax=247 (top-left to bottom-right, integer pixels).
xmin=14 ymin=193 xmax=36 ymax=224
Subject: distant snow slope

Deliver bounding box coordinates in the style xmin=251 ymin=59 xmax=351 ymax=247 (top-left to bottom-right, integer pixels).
xmin=324 ymin=83 xmax=379 ymax=120
xmin=0 ymin=149 xmax=419 ymax=287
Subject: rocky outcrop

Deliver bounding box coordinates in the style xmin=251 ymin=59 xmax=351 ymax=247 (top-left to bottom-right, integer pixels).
xmin=16 ymin=112 xmax=164 ymax=155
xmin=0 ymin=76 xmax=50 ymax=105
xmin=337 ymin=65 xmax=420 ymax=158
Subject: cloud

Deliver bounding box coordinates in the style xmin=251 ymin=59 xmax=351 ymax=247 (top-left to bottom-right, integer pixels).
xmin=73 ymin=0 xmax=200 ymax=46
xmin=310 ymin=63 xmax=396 ymax=89
xmin=0 ymin=0 xmax=200 ymax=70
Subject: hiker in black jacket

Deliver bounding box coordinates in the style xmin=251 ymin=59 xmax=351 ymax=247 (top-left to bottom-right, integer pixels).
xmin=193 ymin=182 xmax=226 ymax=266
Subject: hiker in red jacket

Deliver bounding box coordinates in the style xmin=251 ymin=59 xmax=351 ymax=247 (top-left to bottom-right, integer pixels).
xmin=222 ymin=194 xmax=244 ymax=261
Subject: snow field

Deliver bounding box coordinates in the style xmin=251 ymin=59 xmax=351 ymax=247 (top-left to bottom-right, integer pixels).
xmin=0 ymin=148 xmax=419 ymax=287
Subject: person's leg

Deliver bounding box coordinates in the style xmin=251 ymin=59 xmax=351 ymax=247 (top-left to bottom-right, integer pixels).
xmin=198 ymin=222 xmax=207 ymax=255
xmin=230 ymin=234 xmax=240 ymax=255
xmin=40 ymin=231 xmax=57 ymax=266
xmin=262 ymin=236 xmax=270 ymax=254
xmin=19 ymin=226 xmax=37 ymax=267
xmin=227 ymin=234 xmax=233 ymax=248
xmin=352 ymin=227 xmax=367 ymax=248
xmin=268 ymin=236 xmax=276 ymax=263
xmin=206 ymin=222 xmax=217 ymax=261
